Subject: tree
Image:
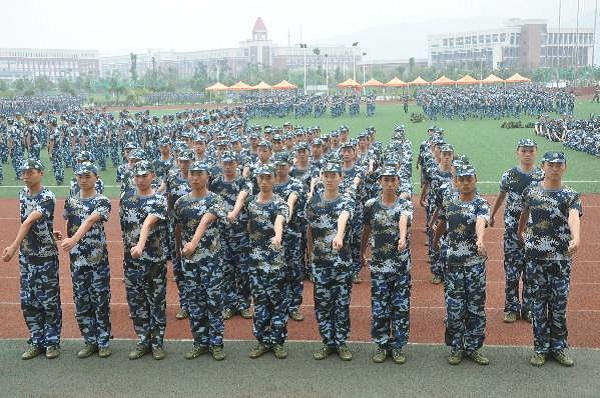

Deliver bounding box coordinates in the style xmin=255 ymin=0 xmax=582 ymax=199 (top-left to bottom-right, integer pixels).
xmin=408 ymin=57 xmax=415 ymax=76
xmin=130 ymin=53 xmax=138 ymax=83
xmin=57 ymin=78 xmax=76 ymax=95
xmin=34 ymin=76 xmax=54 ymax=93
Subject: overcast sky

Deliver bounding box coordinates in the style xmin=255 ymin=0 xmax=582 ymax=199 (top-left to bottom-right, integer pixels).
xmin=2 ymin=0 xmax=598 ymax=59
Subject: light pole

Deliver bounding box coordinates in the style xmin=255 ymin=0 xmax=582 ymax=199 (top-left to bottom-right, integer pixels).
xmin=352 ymin=42 xmax=359 ymax=81
xmin=362 ymin=52 xmax=367 ymax=94
xmin=300 ymin=43 xmax=307 ymax=95
xmin=324 ymin=53 xmax=329 ymax=94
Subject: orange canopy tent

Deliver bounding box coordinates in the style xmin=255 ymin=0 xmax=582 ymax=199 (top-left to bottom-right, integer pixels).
xmin=480 ymin=74 xmax=505 ymax=84
xmin=432 ymin=76 xmax=456 ymax=86
xmin=385 ymin=77 xmax=408 ymax=87
xmin=409 ymin=76 xmax=430 ymax=86
xmin=505 ymin=73 xmax=531 ymax=83
xmin=337 ymin=78 xmax=362 ymax=88
xmin=455 ymin=75 xmax=479 ymax=85
xmin=272 ymin=80 xmax=298 ymax=90
xmin=362 ymin=78 xmax=385 ymax=87
xmin=228 ymin=81 xmax=254 ymax=91
xmin=253 ymin=81 xmax=273 ymax=90
xmin=205 ymin=82 xmax=229 ymax=91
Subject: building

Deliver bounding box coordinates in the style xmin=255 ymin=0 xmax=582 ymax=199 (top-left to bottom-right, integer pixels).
xmin=0 ymin=48 xmax=99 ymax=81
xmin=428 ymin=19 xmax=594 ymax=70
xmin=100 ymin=17 xmax=362 ymax=80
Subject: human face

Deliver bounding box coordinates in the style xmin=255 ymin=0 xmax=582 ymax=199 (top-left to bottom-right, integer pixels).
xmin=178 ymin=159 xmax=191 ymax=173
xmin=272 ymin=141 xmax=283 ymax=152
xmin=341 ymin=148 xmax=355 ymax=162
xmin=258 ymin=146 xmax=272 ymax=162
xmin=440 ymin=151 xmax=453 ymax=168
xmin=134 ymin=172 xmax=154 ymax=192
xmin=321 ymin=171 xmax=341 ymax=192
xmin=159 ymin=145 xmax=171 ymax=156
xmin=222 ymin=160 xmax=238 ymax=179
xmin=257 ymin=174 xmax=274 ymax=193
xmin=76 ymin=172 xmax=97 ymax=192
xmin=21 ymin=169 xmax=43 ymax=189
xmin=380 ymin=175 xmax=399 ymax=194
xmin=311 ymin=145 xmax=323 ymax=158
xmin=295 ymin=149 xmax=309 ymax=163
xmin=188 ymin=170 xmax=209 ymax=190
xmin=542 ymin=162 xmax=566 ymax=182
xmin=194 ymin=141 xmax=206 ymax=155
xmin=456 ymin=175 xmax=477 ymax=195
xmin=517 ymin=146 xmax=537 ymax=167
xmin=275 ymin=163 xmax=290 ymax=178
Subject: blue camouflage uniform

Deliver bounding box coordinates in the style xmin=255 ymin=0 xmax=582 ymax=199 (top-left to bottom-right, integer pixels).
xmin=63 ymin=190 xmax=112 ymax=349
xmin=363 ymin=196 xmax=413 ymax=352
xmin=245 ymin=192 xmax=289 ymax=348
xmin=174 ymin=191 xmax=227 ymax=349
xmin=522 ymin=179 xmax=582 ymax=356
xmin=307 ymin=191 xmax=354 ymax=349
xmin=440 ymin=188 xmax=490 ymax=355
xmin=119 ymin=186 xmax=168 ymax=350
xmin=499 ymin=165 xmax=544 ymax=317
xmin=19 ymin=185 xmax=62 ymax=350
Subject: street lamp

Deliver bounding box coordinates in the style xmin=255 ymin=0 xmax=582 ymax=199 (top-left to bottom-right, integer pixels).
xmin=324 ymin=53 xmax=329 ymax=94
xmin=352 ymin=42 xmax=359 ymax=81
xmin=300 ymin=43 xmax=308 ymax=95
xmin=362 ymin=52 xmax=367 ymax=94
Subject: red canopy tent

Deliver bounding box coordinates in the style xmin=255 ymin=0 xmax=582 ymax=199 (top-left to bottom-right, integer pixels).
xmin=337 ymin=78 xmax=362 ymax=88
xmin=455 ymin=75 xmax=479 ymax=85
xmin=409 ymin=76 xmax=429 ymax=86
xmin=505 ymin=73 xmax=531 ymax=83
xmin=385 ymin=77 xmax=408 ymax=87
xmin=432 ymin=76 xmax=456 ymax=86
xmin=272 ymin=80 xmax=298 ymax=90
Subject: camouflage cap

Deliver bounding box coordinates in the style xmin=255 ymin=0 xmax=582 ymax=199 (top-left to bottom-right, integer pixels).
xmin=75 ymin=161 xmax=98 ymax=176
xmin=440 ymin=144 xmax=455 ymax=153
xmin=178 ymin=149 xmax=195 ymax=161
xmin=133 ymin=160 xmax=154 ymax=176
xmin=517 ymin=138 xmax=537 ymax=148
xmin=452 ymin=154 xmax=470 ymax=167
xmin=273 ymin=152 xmax=291 ymax=166
xmin=295 ymin=142 xmax=310 ymax=151
xmin=76 ymin=151 xmax=94 ymax=162
xmin=541 ymin=151 xmax=567 ymax=163
xmin=340 ymin=141 xmax=356 ymax=150
xmin=339 ymin=124 xmax=349 ymax=132
xmin=311 ymin=138 xmax=324 ymax=146
xmin=124 ymin=142 xmax=137 ymax=150
xmin=189 ymin=161 xmax=210 ymax=173
xmin=21 ymin=158 xmax=44 ymax=172
xmin=456 ymin=164 xmax=476 ymax=177
xmin=258 ymin=140 xmax=272 ymax=148
xmin=394 ymin=124 xmax=406 ymax=132
xmin=255 ymin=165 xmax=276 ymax=176
xmin=378 ymin=167 xmax=399 ymax=178
xmin=220 ymin=151 xmax=239 ymax=163
xmin=129 ymin=149 xmax=146 ymax=160
xmin=158 ymin=136 xmax=171 ymax=146
xmin=321 ymin=162 xmax=342 ymax=174
xmin=272 ymin=134 xmax=283 ymax=142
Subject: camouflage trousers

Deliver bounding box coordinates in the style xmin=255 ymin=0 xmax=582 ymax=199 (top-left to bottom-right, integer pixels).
xmin=350 ymin=206 xmax=364 ymax=276
xmin=526 ymin=259 xmax=571 ymax=354
xmin=70 ymin=261 xmax=111 ymax=348
xmin=284 ymin=229 xmax=304 ymax=313
xmin=371 ymin=270 xmax=411 ymax=350
xmin=445 ymin=260 xmax=486 ymax=355
xmin=51 ymin=156 xmax=64 ymax=184
xmin=124 ymin=258 xmax=167 ymax=348
xmin=222 ymin=233 xmax=251 ymax=313
xmin=170 ymin=221 xmax=187 ymax=312
xmin=313 ymin=264 xmax=353 ymax=347
xmin=503 ymin=224 xmax=530 ymax=314
xmin=183 ymin=259 xmax=224 ymax=347
xmin=249 ymin=267 xmax=289 ymax=347
xmin=19 ymin=255 xmax=62 ymax=348
xmin=431 ymin=235 xmax=447 ymax=280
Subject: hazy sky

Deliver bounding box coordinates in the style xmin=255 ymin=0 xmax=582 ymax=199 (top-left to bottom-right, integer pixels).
xmin=2 ymin=0 xmax=598 ymax=59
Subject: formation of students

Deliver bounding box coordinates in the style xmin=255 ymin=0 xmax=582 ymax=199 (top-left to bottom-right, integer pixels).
xmin=1 ymin=110 xmax=582 ymax=368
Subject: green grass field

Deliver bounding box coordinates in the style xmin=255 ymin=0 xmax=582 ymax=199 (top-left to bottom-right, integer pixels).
xmin=1 ymin=101 xmax=599 ymax=198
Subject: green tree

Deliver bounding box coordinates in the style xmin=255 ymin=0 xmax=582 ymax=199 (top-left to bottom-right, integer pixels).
xmin=130 ymin=53 xmax=138 ymax=83
xmin=57 ymin=78 xmax=76 ymax=95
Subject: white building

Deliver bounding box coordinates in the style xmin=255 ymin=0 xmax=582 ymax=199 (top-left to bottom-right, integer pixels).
xmin=0 ymin=48 xmax=99 ymax=81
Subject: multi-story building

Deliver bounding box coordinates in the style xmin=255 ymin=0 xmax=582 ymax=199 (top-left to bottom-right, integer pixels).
xmin=428 ymin=18 xmax=594 ymax=70
xmin=0 ymin=48 xmax=99 ymax=81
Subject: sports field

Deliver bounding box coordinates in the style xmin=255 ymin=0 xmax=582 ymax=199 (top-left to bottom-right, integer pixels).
xmin=0 ymin=101 xmax=599 ymax=397
xmin=1 ymin=101 xmax=599 ymax=198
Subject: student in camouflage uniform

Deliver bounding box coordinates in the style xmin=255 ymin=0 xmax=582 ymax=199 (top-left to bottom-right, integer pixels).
xmin=433 ymin=164 xmax=490 ymax=366
xmin=116 ymin=143 xmax=140 ymax=194
xmin=361 ymin=167 xmax=413 ymax=364
xmin=307 ymin=162 xmax=355 ymax=361
xmin=490 ymin=139 xmax=544 ymax=324
xmin=2 ymin=158 xmax=62 ymax=360
xmin=119 ymin=160 xmax=169 ymax=360
xmin=61 ymin=162 xmax=112 ymax=358
xmin=242 ymin=165 xmax=289 ymax=360
xmin=273 ymin=152 xmax=306 ymax=321
xmin=175 ymin=161 xmax=227 ymax=361
xmin=212 ymin=151 xmax=253 ymax=320
xmin=518 ymin=151 xmax=582 ymax=367
xmin=69 ymin=151 xmax=105 ymax=197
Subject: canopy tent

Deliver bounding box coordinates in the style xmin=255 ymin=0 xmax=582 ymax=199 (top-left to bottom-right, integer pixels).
xmin=480 ymin=74 xmax=505 ymax=84
xmin=505 ymin=73 xmax=531 ymax=83
xmin=337 ymin=78 xmax=362 ymax=88
xmin=205 ymin=82 xmax=229 ymax=91
xmin=253 ymin=81 xmax=273 ymax=90
xmin=228 ymin=81 xmax=254 ymax=91
xmin=432 ymin=76 xmax=456 ymax=86
xmin=272 ymin=80 xmax=298 ymax=90
xmin=362 ymin=78 xmax=385 ymax=87
xmin=455 ymin=75 xmax=479 ymax=85
xmin=384 ymin=77 xmax=408 ymax=87
xmin=409 ymin=76 xmax=429 ymax=86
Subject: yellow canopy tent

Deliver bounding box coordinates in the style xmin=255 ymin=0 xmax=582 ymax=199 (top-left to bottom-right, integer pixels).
xmin=272 ymin=80 xmax=298 ymax=90
xmin=409 ymin=76 xmax=430 ymax=86
xmin=205 ymin=82 xmax=229 ymax=91
xmin=384 ymin=77 xmax=408 ymax=87
xmin=337 ymin=78 xmax=362 ymax=88
xmin=362 ymin=78 xmax=385 ymax=87
xmin=228 ymin=81 xmax=254 ymax=91
xmin=253 ymin=81 xmax=273 ymax=90
xmin=505 ymin=73 xmax=531 ymax=83
xmin=455 ymin=75 xmax=479 ymax=85
xmin=432 ymin=76 xmax=456 ymax=86
xmin=480 ymin=74 xmax=505 ymax=84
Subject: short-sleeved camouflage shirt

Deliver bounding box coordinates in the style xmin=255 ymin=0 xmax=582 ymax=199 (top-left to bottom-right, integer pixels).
xmin=19 ymin=187 xmax=58 ymax=258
